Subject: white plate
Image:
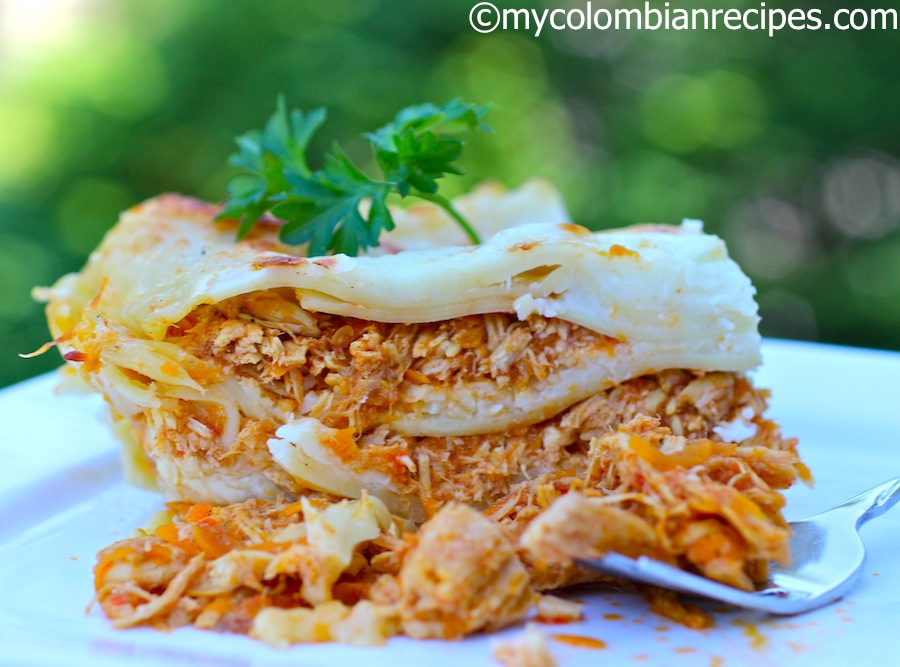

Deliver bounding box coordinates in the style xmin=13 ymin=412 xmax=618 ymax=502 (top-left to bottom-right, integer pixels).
xmin=1 ymin=339 xmax=898 ymax=667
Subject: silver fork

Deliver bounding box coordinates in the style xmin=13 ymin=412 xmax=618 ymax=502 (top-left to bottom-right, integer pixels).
xmin=578 ymin=477 xmax=900 ymax=615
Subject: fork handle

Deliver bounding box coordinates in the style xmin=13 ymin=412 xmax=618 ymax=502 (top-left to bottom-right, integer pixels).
xmin=838 ymin=477 xmax=900 ymax=528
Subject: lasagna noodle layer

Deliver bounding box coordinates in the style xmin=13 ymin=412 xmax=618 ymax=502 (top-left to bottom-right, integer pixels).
xmin=40 ymin=186 xmax=762 ymax=438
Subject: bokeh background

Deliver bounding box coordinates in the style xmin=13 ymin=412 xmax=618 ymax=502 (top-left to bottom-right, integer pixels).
xmin=2 ymin=0 xmax=898 ymax=387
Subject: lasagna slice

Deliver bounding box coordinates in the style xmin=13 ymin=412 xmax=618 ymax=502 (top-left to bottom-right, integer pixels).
xmin=39 ymin=181 xmax=807 ymax=639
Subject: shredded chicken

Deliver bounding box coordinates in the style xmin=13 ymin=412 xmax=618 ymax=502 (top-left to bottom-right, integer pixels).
xmin=397 ymin=503 xmax=536 ymax=639
xmin=89 ymin=293 xmax=809 ymax=645
xmin=94 ymin=415 xmax=805 ymax=644
xmin=95 ymin=498 xmax=535 ymax=644
xmin=169 ymin=291 xmax=617 ymax=433
xmin=645 ymin=587 xmax=714 ymax=629
xmin=142 ymin=326 xmax=800 ymax=519
xmin=110 ymin=555 xmax=206 ymax=629
xmin=509 ymin=415 xmax=796 ymax=590
xmin=44 ymin=191 xmax=808 ymax=648
xmin=522 ymin=493 xmax=662 ymax=563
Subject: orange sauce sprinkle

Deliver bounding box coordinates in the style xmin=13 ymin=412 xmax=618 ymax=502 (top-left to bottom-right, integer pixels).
xmin=558 ymin=223 xmax=590 ymax=236
xmin=551 ymin=634 xmax=607 ymax=650
xmin=536 ymin=616 xmax=580 ymax=625
xmin=608 ymin=243 xmax=640 ymax=258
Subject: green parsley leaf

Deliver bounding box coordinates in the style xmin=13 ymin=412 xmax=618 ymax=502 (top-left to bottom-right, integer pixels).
xmin=219 ymin=98 xmax=489 ymax=256
xmin=275 ymin=146 xmax=393 ymax=256
xmin=219 ymin=98 xmax=327 ymax=239
xmin=366 ymin=99 xmax=490 ymax=152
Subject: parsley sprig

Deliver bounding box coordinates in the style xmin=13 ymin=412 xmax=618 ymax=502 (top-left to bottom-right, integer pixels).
xmin=218 ymin=99 xmax=490 ymax=256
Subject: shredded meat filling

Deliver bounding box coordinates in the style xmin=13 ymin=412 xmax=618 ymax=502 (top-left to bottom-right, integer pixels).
xmin=94 ymin=416 xmax=805 ymax=643
xmin=169 ymin=290 xmax=617 ymax=431
xmin=153 ymin=291 xmax=798 ymax=518
xmin=99 ymin=288 xmax=810 ymax=639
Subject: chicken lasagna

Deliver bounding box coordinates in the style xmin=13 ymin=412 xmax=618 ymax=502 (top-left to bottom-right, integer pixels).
xmin=38 ymin=180 xmax=808 ymax=643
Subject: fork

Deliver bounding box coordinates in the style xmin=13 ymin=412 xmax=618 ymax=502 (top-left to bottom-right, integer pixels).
xmin=578 ymin=477 xmax=900 ymax=615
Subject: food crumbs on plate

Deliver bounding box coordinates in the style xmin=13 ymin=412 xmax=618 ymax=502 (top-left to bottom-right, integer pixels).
xmin=69 ymin=556 xmax=78 ymax=561
xmin=551 ymin=634 xmax=607 ymax=650
xmin=654 ymin=625 xmax=669 ymax=632
xmin=675 ymin=647 xmax=697 ymax=654
xmin=603 ymin=613 xmax=623 ymax=621
xmin=842 ymin=617 xmax=853 ymax=623
xmin=787 ymin=641 xmax=807 ymax=653
xmin=493 ymin=624 xmax=559 ymax=667
xmin=535 ymin=595 xmax=584 ymax=624
xmin=732 ymin=619 xmax=768 ymax=650
xmin=709 ymin=657 xmax=724 ymax=667
xmin=633 ymin=655 xmax=649 ymax=662
xmin=647 ymin=588 xmax=714 ymax=629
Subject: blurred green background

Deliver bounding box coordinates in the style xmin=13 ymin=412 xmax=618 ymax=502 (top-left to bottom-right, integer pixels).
xmin=2 ymin=0 xmax=898 ymax=387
